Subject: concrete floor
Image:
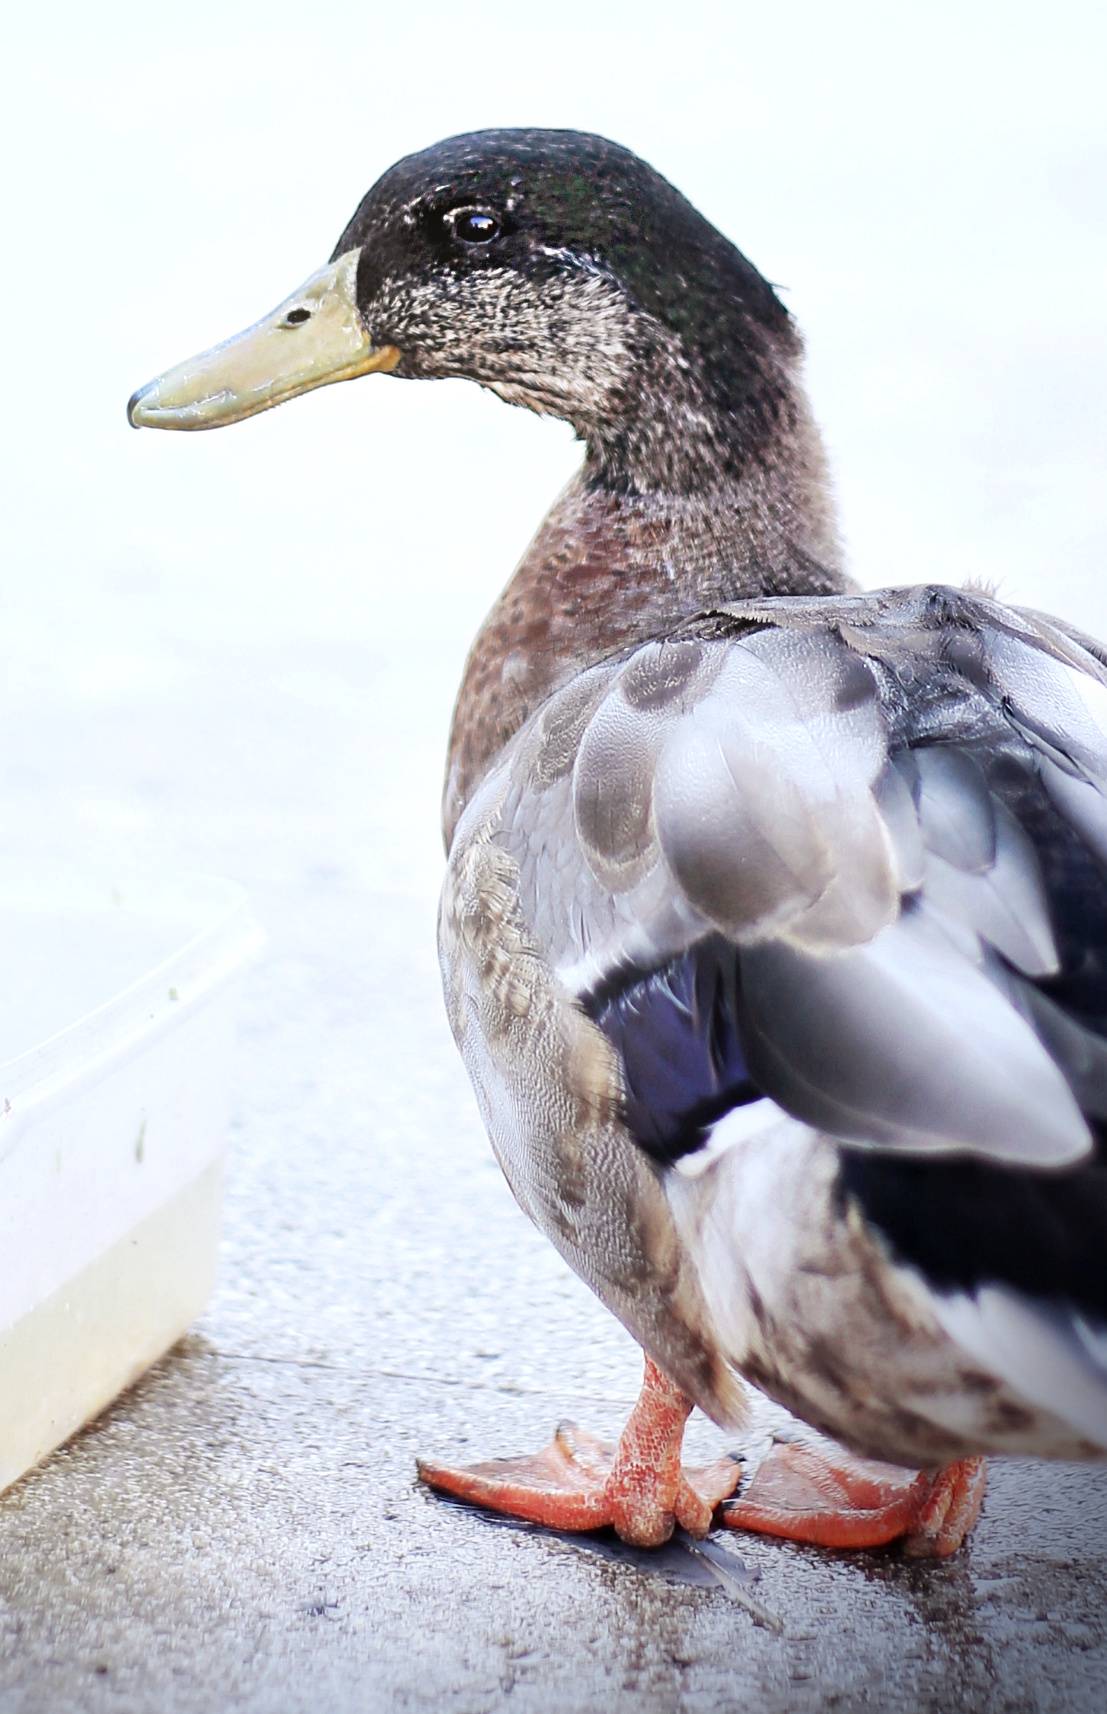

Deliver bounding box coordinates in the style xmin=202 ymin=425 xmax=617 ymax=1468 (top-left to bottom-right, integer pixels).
xmin=2 ymin=495 xmax=1107 ymax=1713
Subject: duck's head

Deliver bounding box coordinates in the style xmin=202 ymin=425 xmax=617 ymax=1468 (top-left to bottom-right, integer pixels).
xmin=129 ymin=129 xmax=801 ymax=492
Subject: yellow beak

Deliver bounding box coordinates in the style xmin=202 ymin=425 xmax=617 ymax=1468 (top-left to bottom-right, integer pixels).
xmin=128 ymin=250 xmax=400 ymax=430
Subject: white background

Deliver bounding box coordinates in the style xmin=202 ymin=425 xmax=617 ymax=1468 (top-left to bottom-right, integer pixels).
xmin=3 ymin=0 xmax=1106 ymax=901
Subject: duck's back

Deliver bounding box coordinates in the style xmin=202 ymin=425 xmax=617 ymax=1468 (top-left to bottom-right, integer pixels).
xmin=439 ymin=584 xmax=1107 ymax=1455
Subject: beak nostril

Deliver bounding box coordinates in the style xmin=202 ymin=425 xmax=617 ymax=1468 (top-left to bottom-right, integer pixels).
xmin=284 ymin=307 xmax=311 ymax=326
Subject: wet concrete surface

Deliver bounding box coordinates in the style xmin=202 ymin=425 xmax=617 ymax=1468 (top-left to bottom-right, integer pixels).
xmin=2 ymin=539 xmax=1107 ymax=1712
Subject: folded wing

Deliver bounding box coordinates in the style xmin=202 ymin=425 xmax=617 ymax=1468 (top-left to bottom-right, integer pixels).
xmin=499 ymin=585 xmax=1107 ymax=1401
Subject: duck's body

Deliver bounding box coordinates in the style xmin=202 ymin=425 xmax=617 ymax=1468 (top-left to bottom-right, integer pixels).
xmin=130 ymin=128 xmax=1107 ymax=1555
xmin=442 ymin=579 xmax=1107 ymax=1476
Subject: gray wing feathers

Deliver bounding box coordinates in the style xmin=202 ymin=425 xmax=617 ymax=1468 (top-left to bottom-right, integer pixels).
xmin=651 ymin=635 xmax=898 ymax=951
xmin=914 ymin=748 xmax=996 ymax=871
xmin=739 ymin=917 xmax=1089 ymax=1163
xmin=1040 ymin=758 xmax=1107 ymax=868
xmin=501 ymin=586 xmax=1107 ymax=1169
xmin=923 ymin=831 xmax=1058 ymax=978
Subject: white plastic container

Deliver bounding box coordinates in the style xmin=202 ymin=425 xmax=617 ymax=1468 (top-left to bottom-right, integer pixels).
xmin=0 ymin=868 xmax=262 ymax=1494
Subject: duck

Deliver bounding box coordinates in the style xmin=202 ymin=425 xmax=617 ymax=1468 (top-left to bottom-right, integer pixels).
xmin=129 ymin=128 xmax=1107 ymax=1557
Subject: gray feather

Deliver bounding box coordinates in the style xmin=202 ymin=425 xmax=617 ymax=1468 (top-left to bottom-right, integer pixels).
xmin=921 ymin=800 xmax=1059 ymax=977
xmin=494 ymin=583 xmax=1107 ymax=1171
xmin=915 ymin=747 xmax=996 ymax=871
xmin=738 ymin=910 xmax=1090 ymax=1166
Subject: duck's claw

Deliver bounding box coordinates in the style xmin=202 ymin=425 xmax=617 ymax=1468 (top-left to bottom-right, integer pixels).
xmin=721 ymin=1440 xmax=986 ymax=1556
xmin=901 ymin=1455 xmax=988 ymax=1557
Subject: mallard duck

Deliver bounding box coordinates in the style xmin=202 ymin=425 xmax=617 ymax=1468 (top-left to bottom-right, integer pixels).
xmin=129 ymin=129 xmax=1107 ymax=1556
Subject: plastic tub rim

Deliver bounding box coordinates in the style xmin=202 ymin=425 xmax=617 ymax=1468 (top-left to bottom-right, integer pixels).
xmin=0 ymin=872 xmax=263 ymax=1153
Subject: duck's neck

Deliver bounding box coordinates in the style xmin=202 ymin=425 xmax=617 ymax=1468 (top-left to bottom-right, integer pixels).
xmin=442 ymin=393 xmax=848 ymax=846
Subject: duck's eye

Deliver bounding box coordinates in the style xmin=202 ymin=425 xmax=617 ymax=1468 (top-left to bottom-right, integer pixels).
xmin=449 ymin=207 xmax=502 ymax=245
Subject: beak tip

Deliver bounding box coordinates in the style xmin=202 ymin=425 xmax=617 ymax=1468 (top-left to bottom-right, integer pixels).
xmin=126 ymin=387 xmax=146 ymax=429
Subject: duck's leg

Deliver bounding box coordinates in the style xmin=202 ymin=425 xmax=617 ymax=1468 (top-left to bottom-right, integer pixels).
xmin=417 ymin=1356 xmax=741 ymax=1547
xmin=721 ymin=1441 xmax=987 ymax=1556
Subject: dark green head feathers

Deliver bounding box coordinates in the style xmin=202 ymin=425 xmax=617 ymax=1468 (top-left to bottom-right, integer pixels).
xmin=333 ymin=129 xmax=801 ymax=492
xmin=129 ymin=128 xmax=809 ymax=498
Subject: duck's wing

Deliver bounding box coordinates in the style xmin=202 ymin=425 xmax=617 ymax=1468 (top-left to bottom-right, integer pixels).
xmin=499 ymin=583 xmax=1107 ymax=1441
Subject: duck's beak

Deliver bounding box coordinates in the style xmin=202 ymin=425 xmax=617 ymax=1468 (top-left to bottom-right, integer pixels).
xmin=127 ymin=250 xmax=400 ymax=430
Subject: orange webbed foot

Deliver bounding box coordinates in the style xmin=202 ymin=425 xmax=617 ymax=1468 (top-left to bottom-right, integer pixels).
xmin=417 ymin=1357 xmax=740 ymax=1548
xmin=722 ymin=1440 xmax=986 ymax=1557
xmin=418 ymin=1421 xmax=739 ymax=1546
